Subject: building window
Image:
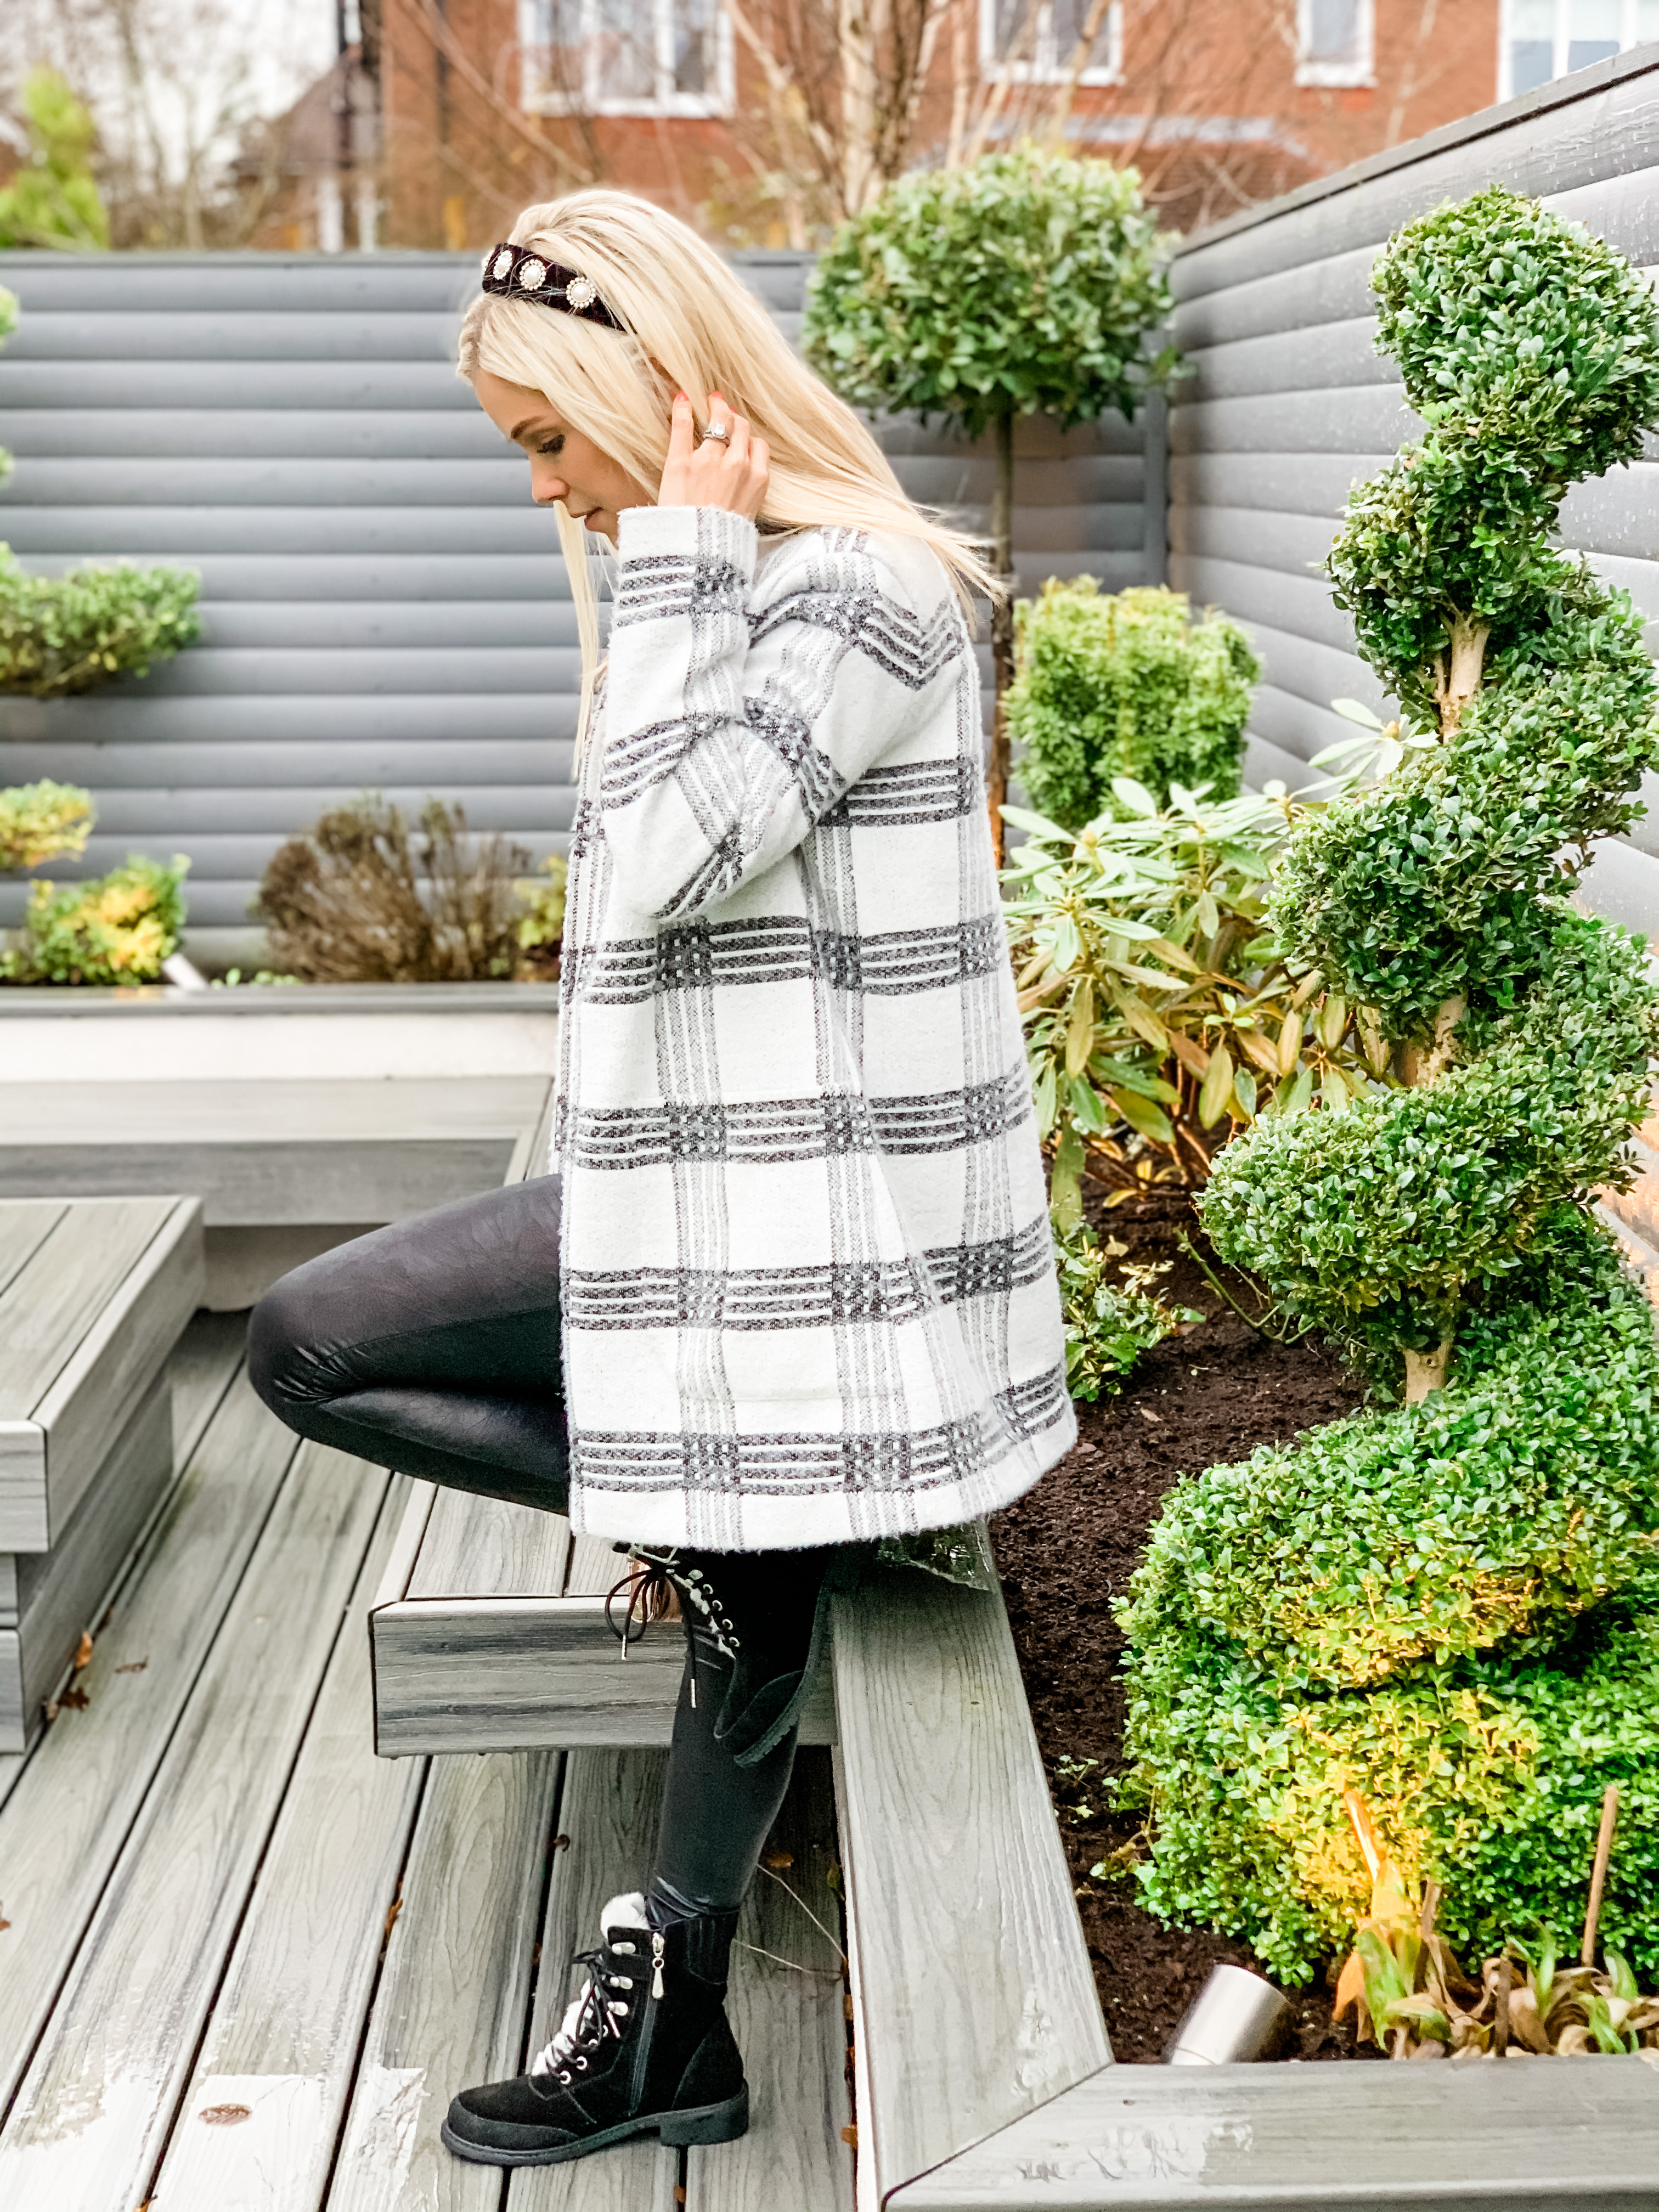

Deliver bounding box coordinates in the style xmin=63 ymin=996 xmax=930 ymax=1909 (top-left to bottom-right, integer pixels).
xmin=982 ymin=0 xmax=1123 ymax=84
xmin=1502 ymin=0 xmax=1659 ymax=99
xmin=1296 ymin=0 xmax=1374 ymax=86
xmin=520 ymin=0 xmax=731 ymax=116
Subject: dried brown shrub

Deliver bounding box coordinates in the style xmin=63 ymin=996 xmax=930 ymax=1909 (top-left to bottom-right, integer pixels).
xmin=257 ymin=795 xmax=531 ymax=984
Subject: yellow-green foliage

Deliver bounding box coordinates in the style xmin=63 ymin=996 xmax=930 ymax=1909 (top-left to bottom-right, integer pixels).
xmin=0 ymin=70 xmax=109 ymax=251
xmin=2 ymin=855 xmax=188 ymax=985
xmin=516 ymin=853 xmax=568 ymax=968
xmin=1008 ymin=582 xmax=1259 ymax=827
xmin=0 ymin=548 xmax=200 ymax=699
xmin=0 ymin=780 xmax=94 ymax=871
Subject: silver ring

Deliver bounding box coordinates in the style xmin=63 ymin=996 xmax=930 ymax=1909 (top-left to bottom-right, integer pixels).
xmin=701 ymin=422 xmax=731 ymax=444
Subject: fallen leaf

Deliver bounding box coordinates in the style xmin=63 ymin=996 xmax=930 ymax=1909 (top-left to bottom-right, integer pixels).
xmin=201 ymin=2103 xmax=252 ymax=2125
xmin=843 ymin=1992 xmax=854 ymax=2021
xmin=674 ymin=2191 xmax=687 ymax=2208
xmin=841 ymin=2124 xmax=859 ymax=2149
xmin=115 ymin=1660 xmax=149 ymax=1676
xmin=763 ymin=1849 xmax=794 ymax=1870
xmin=1137 ymin=1407 xmax=1163 ymax=1425
xmin=72 ymin=1632 xmax=94 ymax=1672
xmin=383 ymin=1896 xmax=403 ymax=1942
xmin=553 ymin=1833 xmax=571 ymax=1851
xmin=59 ymin=1685 xmax=89 ymax=1712
xmin=0 ymin=1911 xmax=10 ymax=1933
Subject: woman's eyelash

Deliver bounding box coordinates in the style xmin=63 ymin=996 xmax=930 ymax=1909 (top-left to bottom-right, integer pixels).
xmin=537 ymin=436 xmax=565 ymax=456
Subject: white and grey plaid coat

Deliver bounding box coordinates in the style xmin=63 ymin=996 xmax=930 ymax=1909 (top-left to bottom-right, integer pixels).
xmin=553 ymin=503 xmax=1074 ymax=1550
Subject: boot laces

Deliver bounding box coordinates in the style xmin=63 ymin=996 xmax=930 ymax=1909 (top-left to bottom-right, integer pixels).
xmin=606 ymin=1548 xmax=741 ymax=1663
xmin=528 ymin=1942 xmax=637 ymax=2082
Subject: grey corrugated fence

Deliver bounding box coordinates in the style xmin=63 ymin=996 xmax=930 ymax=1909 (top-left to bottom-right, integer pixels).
xmin=1167 ymin=42 xmax=1659 ymax=944
xmin=0 ymin=249 xmax=1157 ymax=960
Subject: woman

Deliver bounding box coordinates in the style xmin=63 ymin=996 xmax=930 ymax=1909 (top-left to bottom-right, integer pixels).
xmin=249 ymin=189 xmax=1073 ymax=2172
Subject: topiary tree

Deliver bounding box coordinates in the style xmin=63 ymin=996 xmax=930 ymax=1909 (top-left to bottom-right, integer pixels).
xmin=1119 ymin=187 xmax=1659 ymax=1984
xmin=802 ymin=145 xmax=1176 ymax=843
xmin=0 ymin=70 xmax=109 ymax=251
xmin=1007 ymin=579 xmax=1259 ymax=826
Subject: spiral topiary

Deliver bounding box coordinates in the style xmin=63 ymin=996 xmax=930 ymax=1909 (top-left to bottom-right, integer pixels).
xmin=1120 ymin=185 xmax=1659 ymax=1981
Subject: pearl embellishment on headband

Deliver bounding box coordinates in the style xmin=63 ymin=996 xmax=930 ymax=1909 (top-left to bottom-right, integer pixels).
xmin=479 ymin=242 xmax=624 ymax=330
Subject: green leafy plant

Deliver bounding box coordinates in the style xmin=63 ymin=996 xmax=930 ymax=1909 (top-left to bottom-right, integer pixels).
xmin=257 ymin=795 xmax=534 ymax=984
xmin=1008 ymin=580 xmax=1259 ymax=828
xmin=1002 ymin=780 xmax=1381 ymax=1222
xmin=803 ymin=144 xmax=1178 ymax=832
xmin=0 ymin=70 xmax=109 ymax=251
xmin=0 ymin=285 xmax=14 ymax=483
xmin=0 ymin=780 xmax=94 ymax=871
xmin=1 ymin=854 xmax=188 ymax=984
xmin=1056 ymin=1218 xmax=1197 ymax=1402
xmin=516 ymin=852 xmax=568 ymax=979
xmin=1120 ymin=188 xmax=1659 ymax=1984
xmin=0 ymin=547 xmax=200 ymax=699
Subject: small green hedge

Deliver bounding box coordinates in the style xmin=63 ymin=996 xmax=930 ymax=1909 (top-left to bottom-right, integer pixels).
xmin=1008 ymin=580 xmax=1258 ymax=826
xmin=1 ymin=855 xmax=189 ymax=984
xmin=0 ymin=547 xmax=200 ymax=700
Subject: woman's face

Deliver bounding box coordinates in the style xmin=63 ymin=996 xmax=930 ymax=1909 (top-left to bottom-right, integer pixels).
xmin=473 ymin=369 xmax=653 ymax=543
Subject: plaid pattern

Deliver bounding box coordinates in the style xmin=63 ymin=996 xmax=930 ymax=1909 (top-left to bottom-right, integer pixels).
xmin=554 ymin=506 xmax=1073 ymax=1550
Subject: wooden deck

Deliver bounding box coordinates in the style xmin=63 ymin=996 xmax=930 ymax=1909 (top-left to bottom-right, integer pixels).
xmin=0 ymin=1312 xmax=854 ymax=2212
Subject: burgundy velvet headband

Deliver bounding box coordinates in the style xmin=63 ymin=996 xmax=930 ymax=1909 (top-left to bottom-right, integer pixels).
xmin=481 ymin=242 xmax=625 ymax=331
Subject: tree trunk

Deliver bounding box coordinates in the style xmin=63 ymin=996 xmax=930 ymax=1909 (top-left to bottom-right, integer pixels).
xmin=1403 ymin=1338 xmax=1453 ymax=1402
xmin=986 ymin=408 xmax=1016 ymax=864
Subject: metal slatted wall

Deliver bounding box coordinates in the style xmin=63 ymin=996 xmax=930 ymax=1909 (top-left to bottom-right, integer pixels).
xmin=0 ymin=249 xmax=1158 ymax=962
xmin=1167 ymin=43 xmax=1659 ymax=945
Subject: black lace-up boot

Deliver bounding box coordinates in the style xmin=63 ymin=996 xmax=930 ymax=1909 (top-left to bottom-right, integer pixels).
xmin=623 ymin=1544 xmax=837 ymax=1765
xmin=441 ymin=1891 xmax=746 ymax=2168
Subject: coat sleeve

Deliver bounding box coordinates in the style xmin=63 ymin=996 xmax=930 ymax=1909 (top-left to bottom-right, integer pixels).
xmin=594 ymin=504 xmax=965 ymax=919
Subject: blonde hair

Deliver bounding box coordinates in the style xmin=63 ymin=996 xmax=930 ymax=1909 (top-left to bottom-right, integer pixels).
xmin=457 ymin=190 xmax=996 ymax=732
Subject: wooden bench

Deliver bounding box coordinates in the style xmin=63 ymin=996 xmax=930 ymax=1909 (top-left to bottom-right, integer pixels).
xmin=0 ymin=1195 xmax=205 ymax=1750
xmin=370 ymin=1485 xmax=837 ymax=1754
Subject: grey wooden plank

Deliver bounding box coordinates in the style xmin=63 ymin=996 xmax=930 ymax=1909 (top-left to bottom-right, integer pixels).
xmin=1164 ymin=554 xmax=1357 ymax=656
xmin=0 ymin=361 xmax=476 ymax=410
xmin=831 ymin=1563 xmax=1110 ymax=2209
xmin=405 ymin=1488 xmax=572 ymax=1600
xmin=0 ymin=551 xmax=572 ymax=600
xmin=3 ymin=1376 xmax=175 ymax=1752
xmin=1 ymin=410 xmax=507 ymax=459
xmin=686 ymin=1750 xmax=853 ymax=2212
xmin=0 ymin=690 xmax=583 ymax=746
xmin=86 ymin=781 xmax=573 ymax=832
xmin=1558 ymin=464 xmax=1659 ymax=559
xmin=1169 ymin=503 xmax=1344 ymax=575
xmin=1580 ymin=834 xmax=1659 ymax=943
xmin=32 ymin=1196 xmax=204 ymax=1545
xmin=0 ymin=1196 xmax=176 ymax=1421
xmin=1169 ymin=386 xmax=1421 ymax=457
xmin=1171 ymin=244 xmax=1383 ymax=349
xmin=0 ymin=253 xmax=481 ymax=314
xmin=1168 ymin=449 xmax=1387 ymax=520
xmin=371 ymin=1481 xmax=438 ymax=1610
xmin=889 ymin=2057 xmax=1659 ymax=2210
xmin=0 ymin=1370 xmax=299 ymax=2114
xmin=166 ymin=1308 xmax=250 ymax=1471
xmin=62 ymin=648 xmax=583 ymax=699
xmin=508 ymin=1747 xmax=678 ymax=2212
xmin=325 ymin=1746 xmax=561 ymax=2212
xmin=0 ymin=505 xmax=575 ymax=555
xmin=0 ymin=1440 xmax=390 ymax=2208
xmin=146 ymin=1476 xmax=428 ymax=2212
xmin=3 ymin=309 xmax=464 ymax=361
xmin=0 ymin=1201 xmax=66 ymax=1300
xmin=4 ymin=457 xmax=526 ymax=507
xmin=1179 ymin=317 xmax=1387 ymax=400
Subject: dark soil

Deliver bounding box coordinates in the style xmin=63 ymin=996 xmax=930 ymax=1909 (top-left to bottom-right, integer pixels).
xmin=990 ymin=1187 xmax=1380 ymax=2064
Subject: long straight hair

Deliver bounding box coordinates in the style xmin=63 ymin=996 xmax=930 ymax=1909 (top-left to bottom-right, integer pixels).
xmin=456 ymin=190 xmax=997 ymax=742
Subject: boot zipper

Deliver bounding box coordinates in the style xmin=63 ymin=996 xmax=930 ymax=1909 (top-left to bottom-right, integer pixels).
xmin=629 ymin=1932 xmax=667 ymax=2108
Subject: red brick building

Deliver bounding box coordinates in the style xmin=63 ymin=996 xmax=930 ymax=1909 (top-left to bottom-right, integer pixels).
xmin=254 ymin=0 xmax=1659 ymax=249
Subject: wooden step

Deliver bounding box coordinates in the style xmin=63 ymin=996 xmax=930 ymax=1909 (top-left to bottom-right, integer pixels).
xmin=371 ymin=1484 xmax=836 ymax=1755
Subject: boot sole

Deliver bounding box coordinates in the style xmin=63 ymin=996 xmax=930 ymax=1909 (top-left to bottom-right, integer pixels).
xmin=441 ymin=2087 xmax=749 ymax=2168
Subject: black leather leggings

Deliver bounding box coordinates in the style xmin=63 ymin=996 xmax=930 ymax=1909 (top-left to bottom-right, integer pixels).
xmin=248 ymin=1178 xmax=823 ymax=1935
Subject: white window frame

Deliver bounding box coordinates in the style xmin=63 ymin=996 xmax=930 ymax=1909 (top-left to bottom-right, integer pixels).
xmin=1295 ymin=0 xmax=1374 ymax=86
xmin=979 ymin=0 xmax=1124 ymax=86
xmin=1498 ymin=0 xmax=1657 ymax=100
xmin=518 ymin=0 xmax=733 ymax=117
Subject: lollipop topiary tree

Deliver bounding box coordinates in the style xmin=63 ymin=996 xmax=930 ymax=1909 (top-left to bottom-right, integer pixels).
xmin=802 ymin=145 xmax=1176 ymax=844
xmin=1120 ymin=187 xmax=1659 ymax=1984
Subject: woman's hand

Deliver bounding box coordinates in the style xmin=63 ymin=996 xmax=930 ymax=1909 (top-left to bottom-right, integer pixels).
xmin=657 ymin=391 xmax=769 ymax=521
